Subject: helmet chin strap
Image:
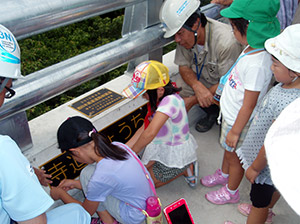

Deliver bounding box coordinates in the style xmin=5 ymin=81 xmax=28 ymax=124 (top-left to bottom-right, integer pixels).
xmin=183 ymin=18 xmax=201 ymax=47
xmin=0 ymin=78 xmax=9 ymax=93
xmin=289 ymin=70 xmax=299 ymax=83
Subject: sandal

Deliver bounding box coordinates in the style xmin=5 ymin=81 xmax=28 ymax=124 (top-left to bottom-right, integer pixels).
xmin=184 ymin=161 xmax=199 ymax=189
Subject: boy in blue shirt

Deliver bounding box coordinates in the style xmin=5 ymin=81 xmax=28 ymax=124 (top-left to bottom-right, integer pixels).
xmin=0 ymin=24 xmax=91 ymax=224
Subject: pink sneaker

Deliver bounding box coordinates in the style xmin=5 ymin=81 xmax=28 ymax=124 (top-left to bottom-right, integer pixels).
xmin=200 ymin=169 xmax=228 ymax=187
xmin=224 ymin=222 xmax=235 ymax=224
xmin=205 ymin=186 xmax=240 ymax=205
xmin=238 ymin=203 xmax=275 ymax=224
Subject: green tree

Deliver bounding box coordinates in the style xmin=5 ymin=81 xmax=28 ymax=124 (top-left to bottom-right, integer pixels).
xmin=21 ymin=1 xmax=212 ymax=120
xmin=20 ymin=14 xmax=126 ymax=120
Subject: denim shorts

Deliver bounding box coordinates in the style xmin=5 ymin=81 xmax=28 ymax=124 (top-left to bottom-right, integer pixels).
xmin=219 ymin=118 xmax=250 ymax=152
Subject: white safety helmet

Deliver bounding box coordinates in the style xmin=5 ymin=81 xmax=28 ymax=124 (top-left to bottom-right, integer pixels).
xmin=0 ymin=24 xmax=22 ymax=80
xmin=159 ymin=0 xmax=201 ymax=38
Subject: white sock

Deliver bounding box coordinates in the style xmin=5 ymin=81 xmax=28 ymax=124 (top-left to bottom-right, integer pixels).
xmin=226 ymin=184 xmax=238 ymax=195
xmin=221 ymin=171 xmax=229 ymax=178
xmin=268 ymin=208 xmax=273 ymax=212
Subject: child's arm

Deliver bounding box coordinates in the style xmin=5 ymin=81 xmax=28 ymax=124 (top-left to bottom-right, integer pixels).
xmin=50 ymin=187 xmax=99 ymax=215
xmin=246 ymin=145 xmax=267 ymax=183
xmin=226 ymin=90 xmax=260 ymax=149
xmin=125 ymin=124 xmax=144 ymax=148
xmin=58 ymin=179 xmax=82 ymax=191
xmin=132 ymin=111 xmax=169 ymax=154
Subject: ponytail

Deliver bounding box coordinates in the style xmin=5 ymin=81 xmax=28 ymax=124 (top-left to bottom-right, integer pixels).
xmin=91 ymin=132 xmax=129 ymax=160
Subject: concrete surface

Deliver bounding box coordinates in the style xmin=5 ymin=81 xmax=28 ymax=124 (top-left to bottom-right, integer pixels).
xmin=156 ymin=105 xmax=300 ymax=224
xmin=26 ymin=50 xmax=300 ymax=223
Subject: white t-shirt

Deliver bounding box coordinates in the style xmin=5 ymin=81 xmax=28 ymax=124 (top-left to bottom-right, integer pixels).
xmin=0 ymin=135 xmax=53 ymax=223
xmin=220 ymin=48 xmax=273 ymax=125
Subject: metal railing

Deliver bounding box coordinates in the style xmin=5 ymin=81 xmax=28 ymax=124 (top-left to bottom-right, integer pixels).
xmin=0 ymin=0 xmax=168 ymax=121
xmin=0 ymin=0 xmax=221 ymax=150
xmin=2 ymin=0 xmax=145 ymax=40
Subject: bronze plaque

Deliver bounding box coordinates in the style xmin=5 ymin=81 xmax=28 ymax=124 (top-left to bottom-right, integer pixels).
xmin=69 ymin=88 xmax=126 ymax=118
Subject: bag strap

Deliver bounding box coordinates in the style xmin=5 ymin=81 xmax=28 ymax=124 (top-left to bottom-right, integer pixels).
xmin=225 ymin=48 xmax=264 ymax=78
xmin=114 ymin=142 xmax=157 ymax=196
xmin=113 ymin=142 xmax=160 ymax=216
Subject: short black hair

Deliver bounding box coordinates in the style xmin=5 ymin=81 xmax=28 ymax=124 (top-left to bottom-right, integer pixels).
xmin=184 ymin=12 xmax=207 ymax=29
xmin=229 ymin=18 xmax=249 ymax=37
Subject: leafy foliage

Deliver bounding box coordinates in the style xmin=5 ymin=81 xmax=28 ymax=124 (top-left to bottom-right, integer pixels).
xmin=19 ymin=13 xmax=126 ymax=120
xmin=20 ymin=1 xmax=212 ymax=120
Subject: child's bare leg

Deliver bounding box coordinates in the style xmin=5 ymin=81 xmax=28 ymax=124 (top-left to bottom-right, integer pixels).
xmin=183 ymin=163 xmax=197 ymax=185
xmin=247 ymin=206 xmax=268 ymax=224
xmin=184 ymin=163 xmax=194 ymax=176
xmin=268 ymin=190 xmax=280 ymax=209
xmin=221 ymin=150 xmax=230 ymax=174
xmin=225 ymin=150 xmax=244 ymax=190
xmin=145 ymin=161 xmax=155 ymax=169
xmin=97 ymin=210 xmax=115 ymax=224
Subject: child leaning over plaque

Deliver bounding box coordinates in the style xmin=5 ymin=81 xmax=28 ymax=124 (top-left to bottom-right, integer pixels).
xmin=123 ymin=60 xmax=199 ymax=189
xmin=50 ymin=116 xmax=154 ymax=224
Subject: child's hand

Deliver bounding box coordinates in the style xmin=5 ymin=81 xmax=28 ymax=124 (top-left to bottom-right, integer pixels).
xmin=50 ymin=187 xmax=64 ymax=200
xmin=225 ymin=130 xmax=239 ymax=149
xmin=58 ymin=179 xmax=79 ymax=191
xmin=246 ymin=166 xmax=260 ymax=184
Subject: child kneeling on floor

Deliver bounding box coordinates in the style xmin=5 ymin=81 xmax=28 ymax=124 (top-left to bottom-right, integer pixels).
xmin=50 ymin=116 xmax=154 ymax=224
xmin=124 ymin=60 xmax=199 ymax=189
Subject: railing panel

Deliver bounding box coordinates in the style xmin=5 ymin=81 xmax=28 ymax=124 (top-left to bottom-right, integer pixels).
xmin=0 ymin=24 xmax=169 ymax=120
xmin=1 ymin=0 xmax=145 ymax=40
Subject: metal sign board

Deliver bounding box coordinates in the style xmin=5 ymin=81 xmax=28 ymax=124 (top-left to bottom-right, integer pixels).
xmin=69 ymin=88 xmax=126 ymax=118
xmin=39 ymin=104 xmax=147 ymax=186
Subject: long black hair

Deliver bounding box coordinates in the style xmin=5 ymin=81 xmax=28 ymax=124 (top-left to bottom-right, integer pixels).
xmin=146 ymin=81 xmax=182 ymax=113
xmin=79 ymin=132 xmax=129 ymax=161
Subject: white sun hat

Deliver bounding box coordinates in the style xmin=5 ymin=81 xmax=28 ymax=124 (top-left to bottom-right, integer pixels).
xmin=265 ymin=24 xmax=300 ymax=73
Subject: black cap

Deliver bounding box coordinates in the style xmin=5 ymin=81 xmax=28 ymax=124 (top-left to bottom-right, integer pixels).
xmin=57 ymin=116 xmax=97 ymax=151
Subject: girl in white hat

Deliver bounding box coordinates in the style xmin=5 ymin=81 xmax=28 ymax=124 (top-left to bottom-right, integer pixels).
xmin=229 ymin=24 xmax=300 ymax=224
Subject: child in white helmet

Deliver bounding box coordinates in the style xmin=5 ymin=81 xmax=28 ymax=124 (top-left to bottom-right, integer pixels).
xmin=0 ymin=24 xmax=91 ymax=224
xmin=226 ymin=23 xmax=300 ymax=224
